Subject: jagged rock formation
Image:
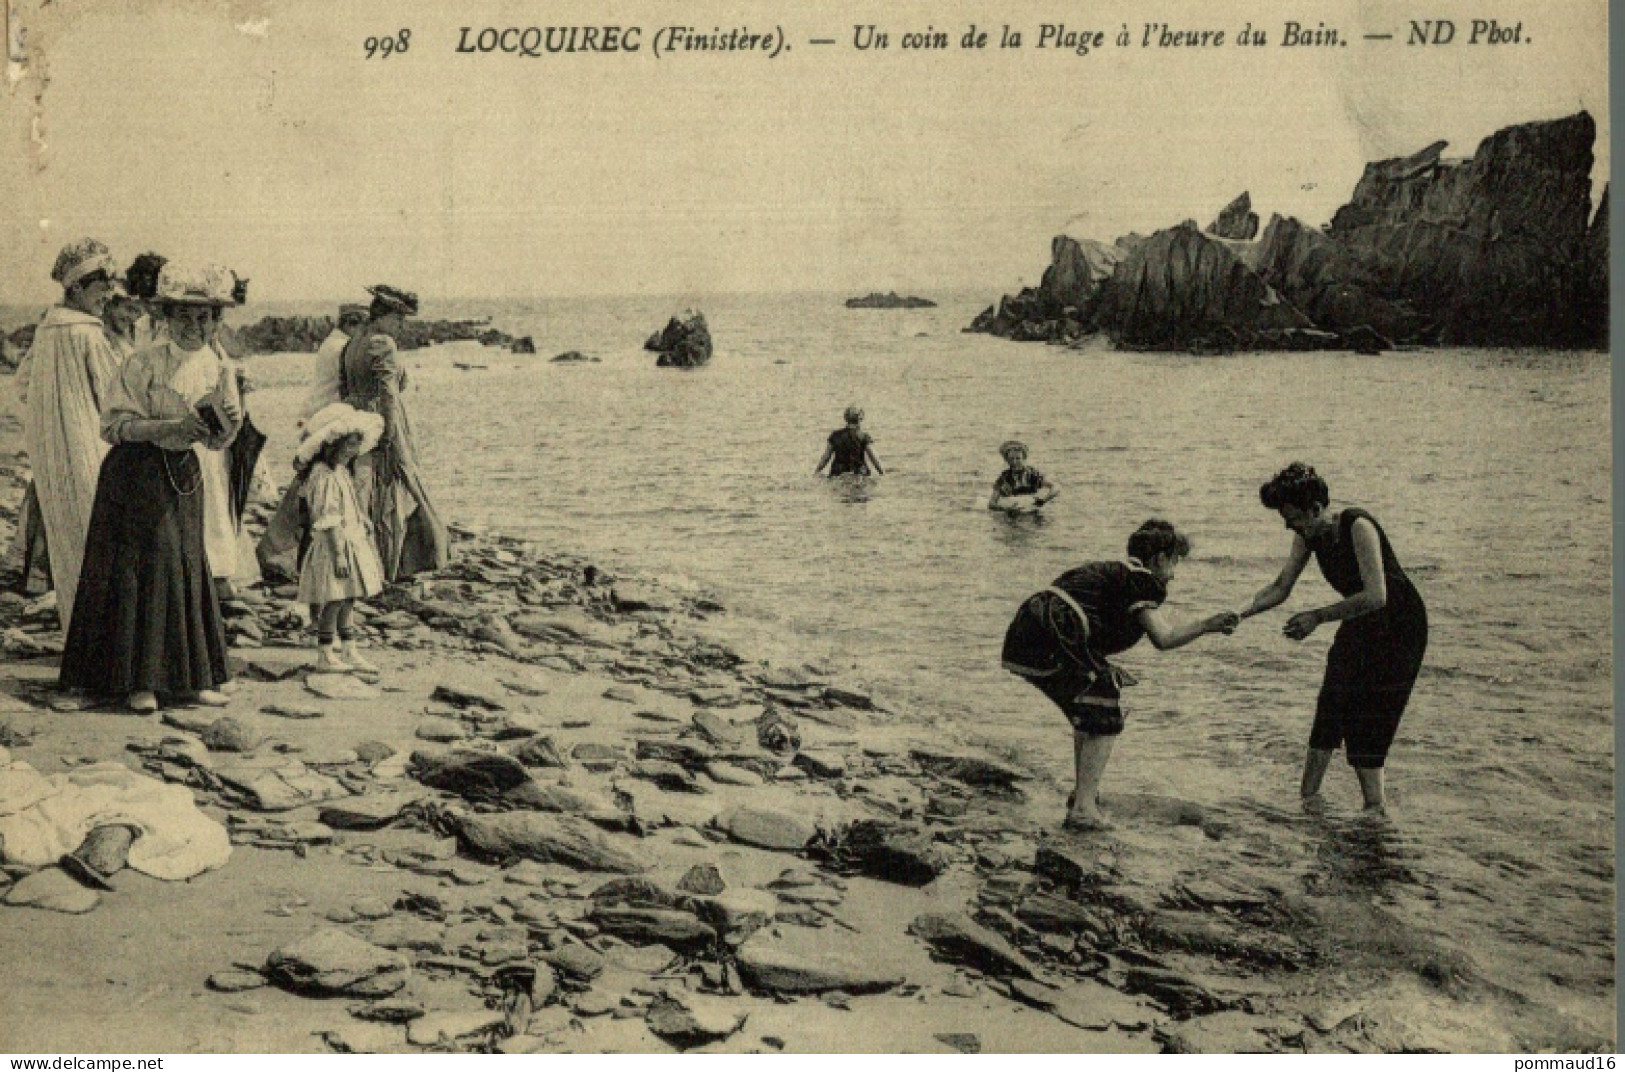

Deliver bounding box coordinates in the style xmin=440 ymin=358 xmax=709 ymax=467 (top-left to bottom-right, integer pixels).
xmin=646 ymin=311 xmax=713 ymax=368
xmin=967 ymin=236 xmax=1138 ymax=343
xmin=1104 ymin=223 xmax=1316 ymax=351
xmin=1206 ymin=192 xmax=1259 ymax=241
xmin=969 ymin=111 xmax=1606 ymax=352
xmin=1249 ymin=215 xmax=1420 ymax=346
xmin=1326 ymin=111 xmax=1599 ymax=346
xmin=845 ymin=292 xmax=937 ymax=308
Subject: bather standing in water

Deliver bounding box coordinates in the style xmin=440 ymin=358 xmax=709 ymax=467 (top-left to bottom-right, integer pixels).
xmin=815 ymin=405 xmax=884 ymax=478
xmin=1239 ymin=463 xmax=1428 ymax=816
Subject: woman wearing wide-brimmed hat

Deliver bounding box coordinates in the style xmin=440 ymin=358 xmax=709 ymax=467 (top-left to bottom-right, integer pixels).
xmin=60 ymin=263 xmax=244 ymax=713
xmin=13 ymin=239 xmax=123 ymax=630
xmin=338 ymin=284 xmax=449 ymax=581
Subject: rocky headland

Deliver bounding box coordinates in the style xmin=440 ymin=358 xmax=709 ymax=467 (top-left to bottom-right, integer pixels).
xmin=223 ymin=317 xmax=536 ymax=357
xmin=970 ymin=111 xmax=1608 ymax=352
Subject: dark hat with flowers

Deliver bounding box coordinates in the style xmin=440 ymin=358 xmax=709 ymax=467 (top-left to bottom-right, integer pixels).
xmin=364 ymin=284 xmax=419 ymax=316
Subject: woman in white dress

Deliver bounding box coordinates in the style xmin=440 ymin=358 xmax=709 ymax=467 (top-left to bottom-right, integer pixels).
xmin=15 ymin=239 xmax=122 ymax=632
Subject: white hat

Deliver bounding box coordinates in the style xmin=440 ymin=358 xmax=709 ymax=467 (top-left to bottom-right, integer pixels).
xmin=154 ymin=262 xmax=237 ymax=306
xmin=295 ymin=402 xmax=384 ymax=468
xmin=51 ymin=238 xmax=115 ymax=290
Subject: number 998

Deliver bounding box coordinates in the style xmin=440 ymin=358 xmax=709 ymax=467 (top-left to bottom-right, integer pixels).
xmin=364 ymin=29 xmax=411 ymax=58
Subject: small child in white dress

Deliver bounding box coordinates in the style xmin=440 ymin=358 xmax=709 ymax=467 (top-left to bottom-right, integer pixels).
xmin=295 ymin=403 xmax=387 ymax=673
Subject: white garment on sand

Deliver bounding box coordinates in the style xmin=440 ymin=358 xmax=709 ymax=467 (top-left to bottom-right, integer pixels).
xmin=0 ymin=760 xmax=232 ymax=881
xmin=164 ymin=343 xmax=238 ymax=579
xmin=302 ymin=329 xmax=349 ymax=422
xmin=16 ymin=306 xmax=118 ymax=633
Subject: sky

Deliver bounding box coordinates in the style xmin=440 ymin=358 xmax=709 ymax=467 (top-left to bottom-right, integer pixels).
xmin=0 ymin=0 xmax=1609 ymax=303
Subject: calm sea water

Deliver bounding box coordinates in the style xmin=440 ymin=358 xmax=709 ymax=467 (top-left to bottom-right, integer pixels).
xmin=75 ymin=291 xmax=1614 ymax=1031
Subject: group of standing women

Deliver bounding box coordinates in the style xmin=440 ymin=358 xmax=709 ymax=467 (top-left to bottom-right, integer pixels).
xmin=15 ymin=240 xmax=448 ymax=713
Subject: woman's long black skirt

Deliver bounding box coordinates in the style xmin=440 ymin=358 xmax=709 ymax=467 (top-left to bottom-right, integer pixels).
xmin=60 ymin=443 xmax=230 ymax=698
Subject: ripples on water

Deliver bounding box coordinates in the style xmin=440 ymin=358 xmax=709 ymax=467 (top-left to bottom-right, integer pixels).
xmin=240 ymin=292 xmax=1613 ymax=1031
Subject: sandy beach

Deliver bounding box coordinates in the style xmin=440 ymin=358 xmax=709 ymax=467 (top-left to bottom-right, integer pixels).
xmin=0 ymin=357 xmax=1609 ymax=1056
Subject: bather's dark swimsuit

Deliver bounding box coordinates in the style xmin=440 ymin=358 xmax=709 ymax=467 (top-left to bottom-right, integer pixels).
xmin=1305 ymin=507 xmax=1428 ymax=768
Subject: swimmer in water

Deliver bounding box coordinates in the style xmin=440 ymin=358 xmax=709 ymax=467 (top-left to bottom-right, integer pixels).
xmin=988 ymin=440 xmax=1058 ymax=514
xmin=815 ymin=405 xmax=884 ymax=478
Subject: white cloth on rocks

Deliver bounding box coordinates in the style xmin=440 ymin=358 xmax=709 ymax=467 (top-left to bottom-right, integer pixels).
xmin=15 ymin=306 xmax=118 ymax=633
xmin=0 ymin=760 xmax=231 ymax=880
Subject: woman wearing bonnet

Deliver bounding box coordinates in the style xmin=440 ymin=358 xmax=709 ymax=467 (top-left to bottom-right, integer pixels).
xmin=59 ymin=262 xmax=243 ymax=713
xmin=13 ymin=238 xmax=122 ymax=630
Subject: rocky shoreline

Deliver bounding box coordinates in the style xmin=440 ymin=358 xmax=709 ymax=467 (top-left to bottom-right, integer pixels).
xmin=970 ymin=111 xmax=1608 ymax=353
xmin=0 ymin=397 xmax=1609 ymax=1053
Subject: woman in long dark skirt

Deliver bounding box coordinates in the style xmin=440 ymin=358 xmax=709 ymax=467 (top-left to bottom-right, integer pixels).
xmin=1239 ymin=463 xmax=1428 ymax=816
xmin=60 ymin=263 xmax=242 ymax=713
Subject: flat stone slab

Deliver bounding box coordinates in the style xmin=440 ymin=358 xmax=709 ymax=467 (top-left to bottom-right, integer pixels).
xmin=908 ymin=912 xmax=1040 ymax=980
xmin=713 ymin=806 xmax=814 ymax=852
xmin=734 ymin=935 xmax=905 ymax=995
xmin=261 ymin=703 xmax=324 ymax=720
xmin=3 ymin=867 xmax=100 ymax=913
xmin=455 ymin=811 xmax=647 ymax=874
xmin=265 ymin=928 xmax=411 ymax=998
xmin=406 ymin=1009 xmax=507 ymax=1047
xmin=215 ymin=761 xmax=349 ymax=811
xmin=305 ymin=674 xmax=382 ymax=701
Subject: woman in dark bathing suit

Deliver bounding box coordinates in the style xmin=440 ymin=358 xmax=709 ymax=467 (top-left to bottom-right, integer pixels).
xmin=1240 ymin=463 xmax=1428 ymax=815
xmin=815 ymin=405 xmax=884 ymax=478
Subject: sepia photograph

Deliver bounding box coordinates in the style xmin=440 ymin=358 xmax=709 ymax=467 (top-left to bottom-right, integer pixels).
xmin=0 ymin=0 xmax=1612 ymax=1055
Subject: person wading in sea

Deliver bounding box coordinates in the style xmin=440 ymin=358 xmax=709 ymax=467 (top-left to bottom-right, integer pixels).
xmin=1239 ymin=463 xmax=1428 ymax=816
xmin=988 ymin=439 xmax=1058 ymax=515
xmin=815 ymin=405 xmax=884 ymax=478
xmin=1002 ymin=520 xmax=1238 ymax=831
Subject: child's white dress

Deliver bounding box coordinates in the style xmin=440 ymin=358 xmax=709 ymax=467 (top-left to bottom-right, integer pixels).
xmin=297 ymin=462 xmax=386 ymax=604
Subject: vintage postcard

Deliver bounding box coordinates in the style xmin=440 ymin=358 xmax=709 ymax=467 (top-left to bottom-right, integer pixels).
xmin=0 ymin=0 xmax=1611 ymax=1055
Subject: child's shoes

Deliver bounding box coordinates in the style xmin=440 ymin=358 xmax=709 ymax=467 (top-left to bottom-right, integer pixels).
xmin=315 ymin=647 xmax=353 ymax=673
